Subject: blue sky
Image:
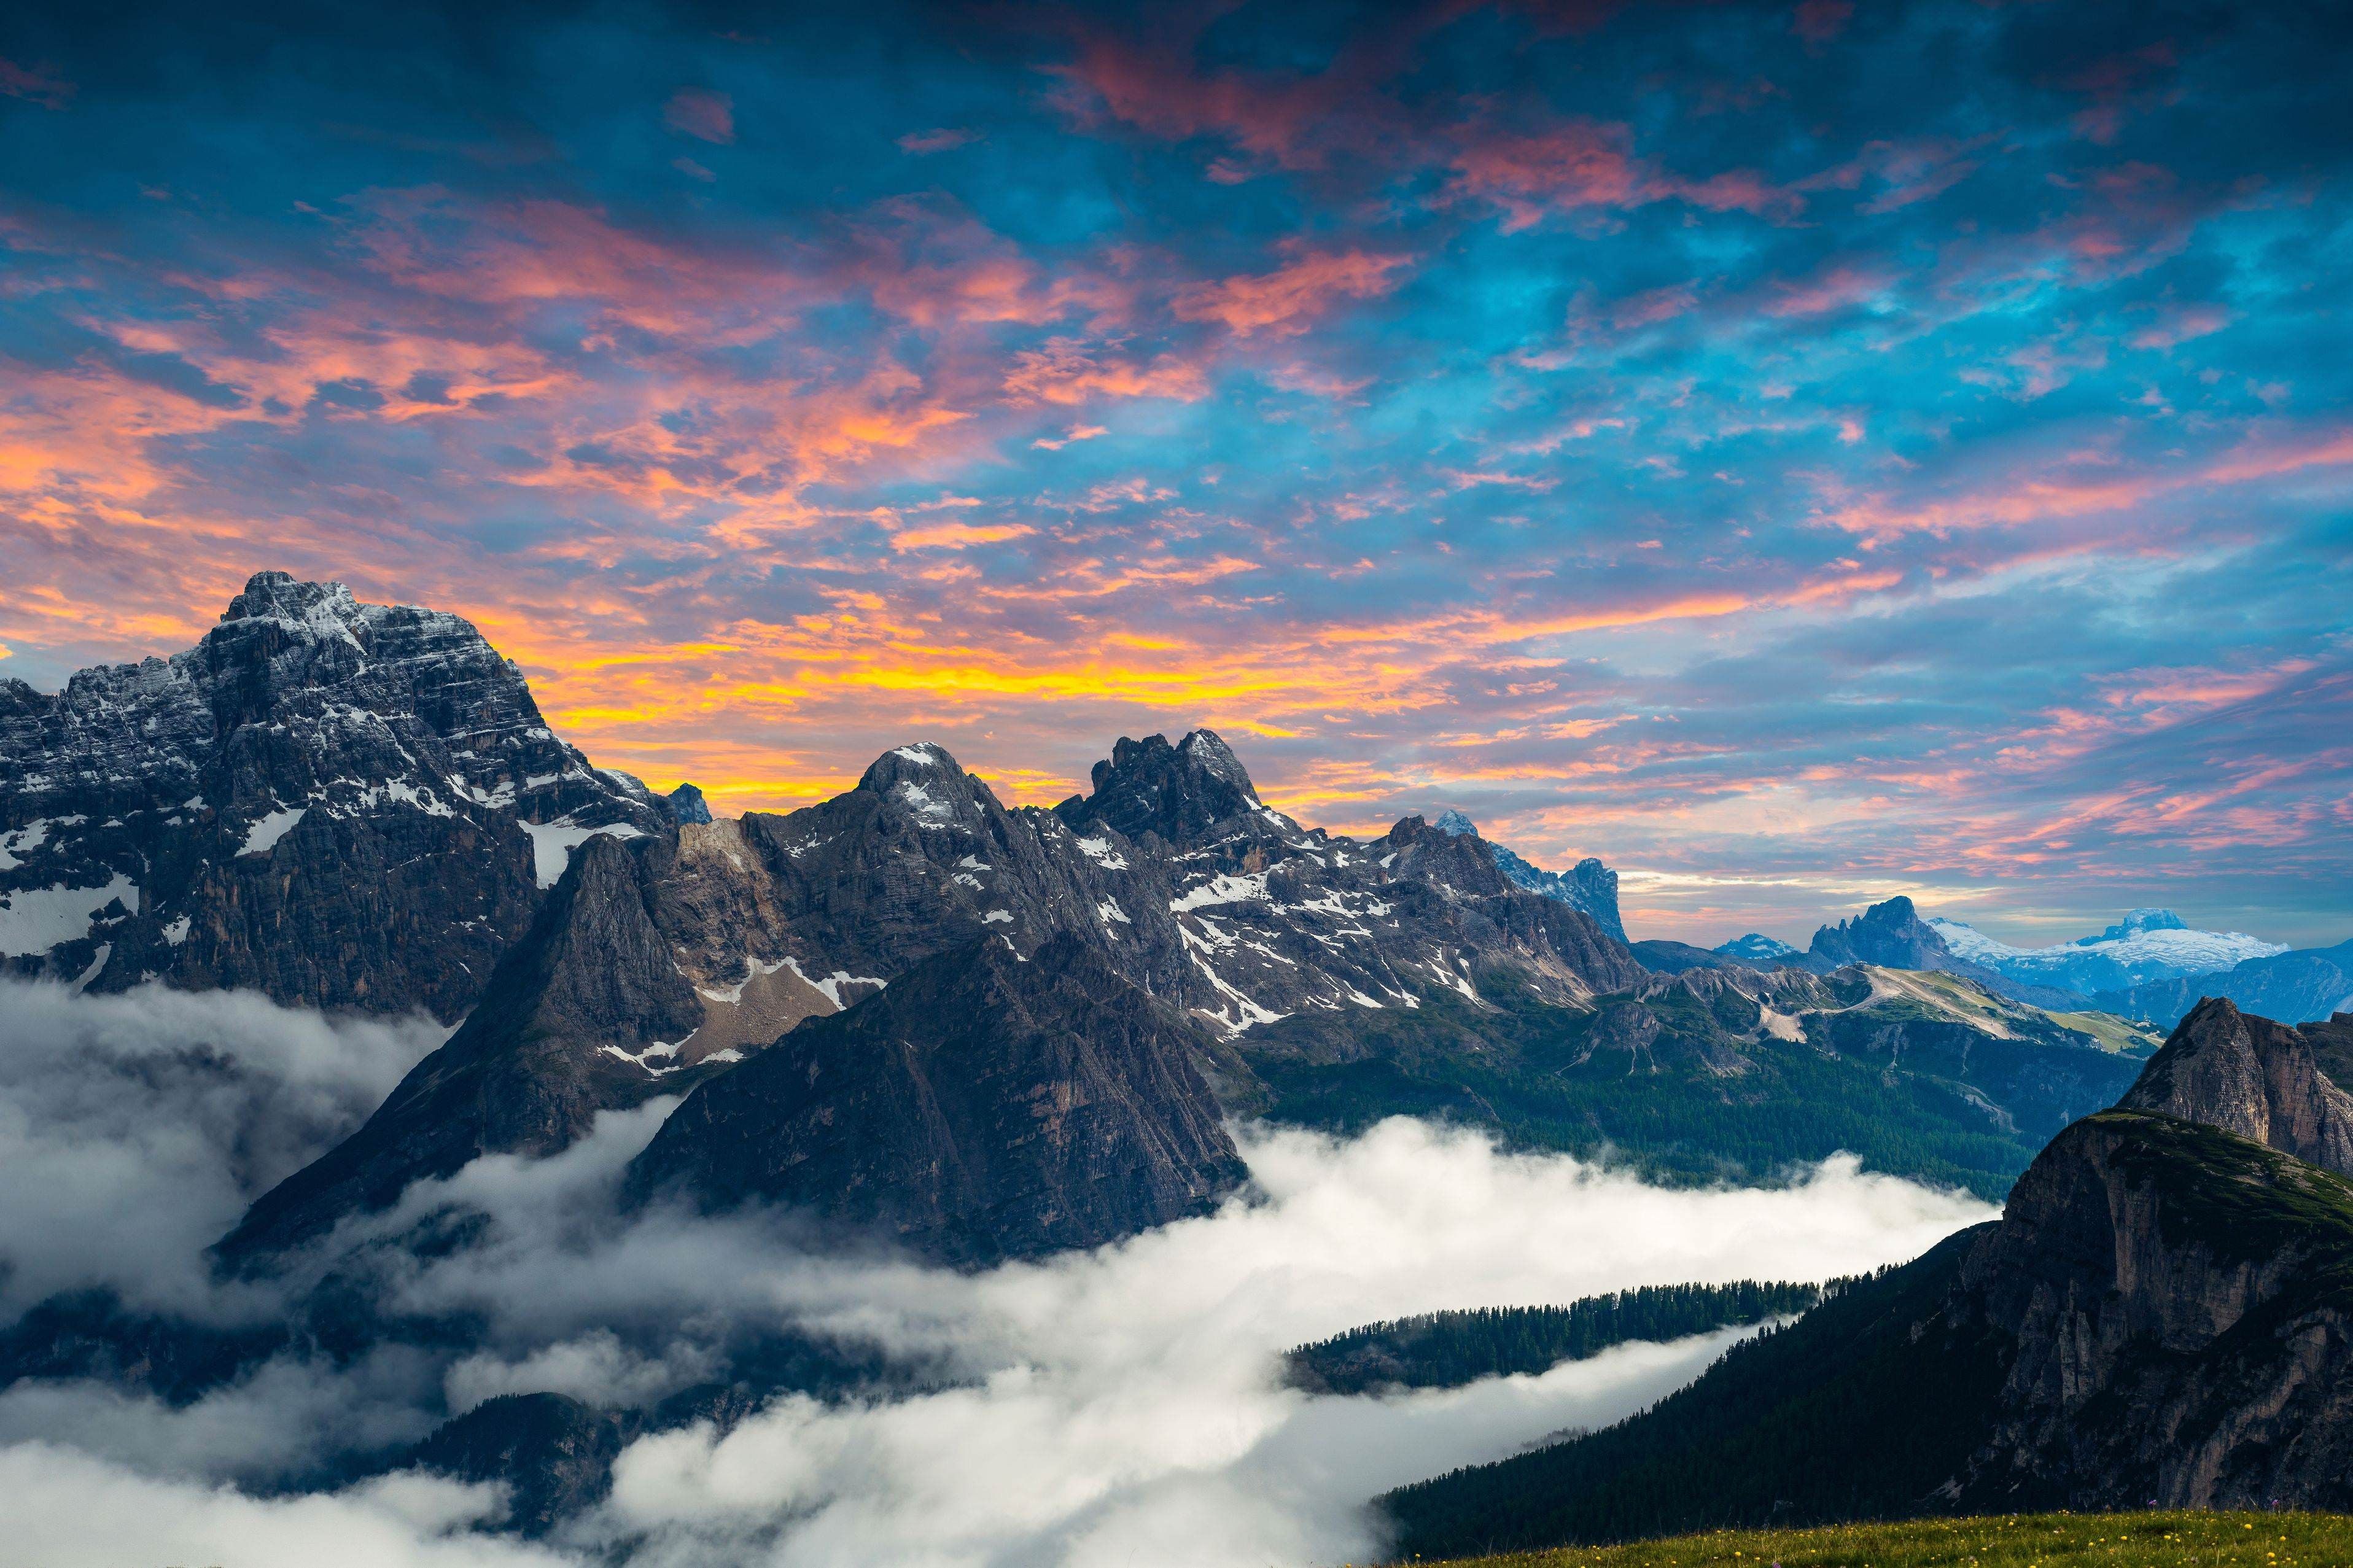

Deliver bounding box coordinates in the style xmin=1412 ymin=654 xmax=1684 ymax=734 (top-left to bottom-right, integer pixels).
xmin=1 ymin=0 xmax=2348 ymax=945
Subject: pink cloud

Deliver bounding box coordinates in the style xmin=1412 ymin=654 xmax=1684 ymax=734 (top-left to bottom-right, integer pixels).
xmin=1792 ymin=0 xmax=1854 ymax=45
xmin=0 ymin=56 xmax=70 ymax=107
xmin=664 ymin=88 xmax=734 ymax=145
xmin=2129 ymin=303 xmax=2231 ymax=351
xmin=1762 ymin=262 xmax=1888 ymax=317
xmin=1002 ymin=338 xmax=1209 ymax=405
xmin=1171 ymin=247 xmax=1410 ymax=338
xmin=890 ymin=521 xmax=1036 ymax=552
xmin=1443 ymin=118 xmax=1797 ymax=230
xmin=899 ymin=128 xmax=979 ymax=154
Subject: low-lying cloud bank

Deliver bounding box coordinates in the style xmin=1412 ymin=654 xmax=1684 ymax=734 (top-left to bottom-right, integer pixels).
xmin=0 ymin=982 xmax=1997 ymax=1566
xmin=0 ymin=979 xmax=446 ymax=1316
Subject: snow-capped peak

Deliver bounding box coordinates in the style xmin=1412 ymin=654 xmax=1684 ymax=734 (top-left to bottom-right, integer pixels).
xmin=1927 ymin=912 xmax=2288 ymax=995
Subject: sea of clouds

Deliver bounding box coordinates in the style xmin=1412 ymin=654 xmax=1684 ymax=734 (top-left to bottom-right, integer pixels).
xmin=0 ymin=979 xmax=1996 ymax=1567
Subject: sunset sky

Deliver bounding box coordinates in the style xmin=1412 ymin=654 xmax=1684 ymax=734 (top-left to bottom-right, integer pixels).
xmin=2 ymin=0 xmax=2347 ymax=946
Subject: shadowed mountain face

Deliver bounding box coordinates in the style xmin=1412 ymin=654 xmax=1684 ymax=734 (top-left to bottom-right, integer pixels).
xmin=1384 ymin=998 xmax=2353 ymax=1558
xmin=0 ymin=572 xmax=667 ymax=1019
xmin=623 ymin=933 xmax=1247 ymax=1265
xmin=216 ymin=832 xmax=707 ymax=1267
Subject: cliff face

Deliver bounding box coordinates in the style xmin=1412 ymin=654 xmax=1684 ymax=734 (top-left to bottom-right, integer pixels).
xmin=2116 ymin=996 xmax=2353 ymax=1176
xmin=1959 ymin=1109 xmax=2353 ymax=1511
xmin=623 ymin=933 xmax=1247 ymax=1265
xmin=0 ymin=572 xmax=667 ymax=1019
xmin=1384 ymin=999 xmax=2353 ymax=1557
xmin=217 ymin=833 xmax=708 ymax=1266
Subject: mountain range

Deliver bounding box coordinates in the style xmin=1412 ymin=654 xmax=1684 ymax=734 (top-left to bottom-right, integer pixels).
xmin=1931 ymin=908 xmax=2287 ymax=996
xmin=4 ymin=572 xmax=2346 ymax=1553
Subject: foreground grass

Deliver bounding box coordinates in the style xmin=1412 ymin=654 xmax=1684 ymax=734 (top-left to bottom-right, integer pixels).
xmin=1422 ymin=1512 xmax=2353 ymax=1567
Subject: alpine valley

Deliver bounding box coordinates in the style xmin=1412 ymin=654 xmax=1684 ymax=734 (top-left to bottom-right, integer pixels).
xmin=4 ymin=576 xmax=2350 ymax=1562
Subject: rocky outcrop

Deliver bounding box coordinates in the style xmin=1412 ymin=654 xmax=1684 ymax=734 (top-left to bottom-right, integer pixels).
xmin=2116 ymin=997 xmax=2353 ymax=1175
xmin=216 ymin=833 xmax=707 ymax=1267
xmin=623 ymin=933 xmax=1247 ymax=1265
xmin=0 ymin=572 xmax=667 ymax=1019
xmin=1431 ymin=809 xmax=1626 ymax=941
xmin=1802 ymin=895 xmax=1951 ymax=971
xmin=1056 ymin=729 xmax=1265 ymax=847
xmin=1954 ymin=1107 xmax=2353 ymax=1512
xmin=665 ymin=782 xmax=712 ymax=825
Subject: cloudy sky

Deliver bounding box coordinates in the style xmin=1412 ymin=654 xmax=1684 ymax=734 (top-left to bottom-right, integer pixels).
xmin=2 ymin=0 xmax=2347 ymax=945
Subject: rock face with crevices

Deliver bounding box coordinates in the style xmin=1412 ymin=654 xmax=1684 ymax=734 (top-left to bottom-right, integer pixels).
xmin=623 ymin=933 xmax=1247 ymax=1265
xmin=216 ymin=833 xmax=707 ymax=1267
xmin=2117 ymin=996 xmax=2353 ymax=1175
xmin=0 ymin=571 xmax=667 ymax=1019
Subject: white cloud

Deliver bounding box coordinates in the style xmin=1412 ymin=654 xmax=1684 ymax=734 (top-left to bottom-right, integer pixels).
xmin=0 ymin=979 xmax=446 ymax=1315
xmin=0 ymin=1443 xmax=559 ymax=1568
xmin=0 ymin=985 xmax=1995 ymax=1567
xmin=589 ymin=1120 xmax=1991 ymax=1567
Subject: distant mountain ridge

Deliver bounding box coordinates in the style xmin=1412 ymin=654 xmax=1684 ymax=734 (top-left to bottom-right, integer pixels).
xmin=2098 ymin=939 xmax=2353 ymax=1030
xmin=1930 ymin=907 xmax=2285 ymax=996
xmin=1787 ymin=896 xmax=2078 ymax=1007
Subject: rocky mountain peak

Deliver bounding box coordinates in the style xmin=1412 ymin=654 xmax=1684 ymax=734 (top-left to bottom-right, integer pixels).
xmin=1433 ymin=809 xmax=1479 ymax=836
xmin=1805 ymin=896 xmax=1950 ymax=970
xmin=856 ymin=740 xmax=968 ymax=793
xmin=218 ymin=569 xmax=362 ymax=627
xmin=2116 ymin=996 xmax=2353 ymax=1175
xmin=1 ymin=570 xmax=666 ymax=1017
xmin=666 ymin=782 xmax=712 ymax=825
xmin=1054 ymin=728 xmax=1264 ymax=847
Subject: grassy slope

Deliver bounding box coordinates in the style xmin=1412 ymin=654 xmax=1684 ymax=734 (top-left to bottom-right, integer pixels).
xmin=1423 ymin=1511 xmax=2353 ymax=1567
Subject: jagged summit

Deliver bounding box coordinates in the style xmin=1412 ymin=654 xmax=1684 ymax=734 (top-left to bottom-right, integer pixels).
xmin=1806 ymin=895 xmax=1943 ymax=969
xmin=2116 ymin=996 xmax=2353 ymax=1174
xmin=218 ymin=568 xmax=362 ymax=626
xmin=1417 ymin=809 xmax=1625 ymax=942
xmin=666 ymin=782 xmax=712 ymax=825
xmin=1 ymin=570 xmax=667 ymax=1017
xmin=1054 ymin=728 xmax=1270 ymax=847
